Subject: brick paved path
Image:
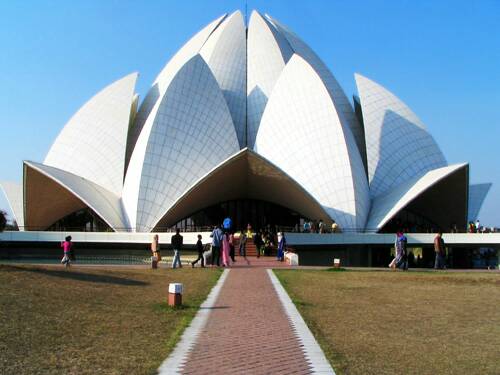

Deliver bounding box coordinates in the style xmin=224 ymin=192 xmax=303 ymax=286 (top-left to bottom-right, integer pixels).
xmin=179 ymin=267 xmax=313 ymax=374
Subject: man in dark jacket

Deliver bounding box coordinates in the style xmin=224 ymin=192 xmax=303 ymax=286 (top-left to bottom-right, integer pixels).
xmin=191 ymin=234 xmax=205 ymax=268
xmin=171 ymin=228 xmax=183 ymax=268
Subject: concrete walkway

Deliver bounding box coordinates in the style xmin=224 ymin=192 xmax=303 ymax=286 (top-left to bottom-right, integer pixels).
xmin=159 ymin=262 xmax=335 ymax=374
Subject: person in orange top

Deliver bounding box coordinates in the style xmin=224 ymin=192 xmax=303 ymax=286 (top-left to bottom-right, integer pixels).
xmin=151 ymin=234 xmax=161 ymax=268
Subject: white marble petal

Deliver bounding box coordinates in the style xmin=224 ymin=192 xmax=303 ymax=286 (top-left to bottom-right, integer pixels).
xmin=44 ymin=73 xmax=138 ymax=196
xmin=123 ymin=55 xmax=240 ymax=232
xmin=366 ymin=164 xmax=467 ymax=231
xmin=24 ymin=161 xmax=129 ymax=231
xmin=255 ymin=54 xmax=370 ymax=231
xmin=125 ymin=14 xmax=227 ymax=167
xmin=355 ymin=73 xmax=447 ymax=198
xmin=246 ymin=10 xmax=293 ymax=149
xmin=265 ymin=14 xmax=367 ymax=170
xmin=200 ymin=11 xmax=247 ymax=147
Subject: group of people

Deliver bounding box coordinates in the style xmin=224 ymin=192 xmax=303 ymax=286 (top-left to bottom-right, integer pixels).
xmin=389 ymin=231 xmax=447 ymax=270
xmin=302 ymin=219 xmax=341 ymax=233
xmin=207 ymin=224 xmax=235 ymax=267
xmin=467 ymin=219 xmax=496 ymax=233
xmin=147 ymin=219 xmax=289 ymax=269
xmin=150 ymin=228 xmax=185 ymax=269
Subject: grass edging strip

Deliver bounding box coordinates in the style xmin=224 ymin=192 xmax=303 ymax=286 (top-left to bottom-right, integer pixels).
xmin=157 ymin=268 xmax=230 ymax=374
xmin=267 ymin=269 xmax=336 ymax=375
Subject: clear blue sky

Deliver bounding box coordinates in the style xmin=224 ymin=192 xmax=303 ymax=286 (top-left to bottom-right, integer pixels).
xmin=0 ymin=0 xmax=498 ymax=226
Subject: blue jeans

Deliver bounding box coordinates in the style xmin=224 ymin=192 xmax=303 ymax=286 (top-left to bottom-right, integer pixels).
xmin=434 ymin=253 xmax=446 ymax=269
xmin=172 ymin=249 xmax=182 ymax=268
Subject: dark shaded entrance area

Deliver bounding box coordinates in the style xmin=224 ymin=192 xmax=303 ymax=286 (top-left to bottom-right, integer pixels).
xmin=151 ymin=149 xmax=332 ymax=231
xmin=172 ymin=199 xmax=304 ymax=232
xmin=47 ymin=208 xmax=111 ymax=232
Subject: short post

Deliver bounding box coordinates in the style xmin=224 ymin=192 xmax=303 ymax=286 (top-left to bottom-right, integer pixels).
xmin=168 ymin=283 xmax=183 ymax=307
xmin=333 ymin=258 xmax=341 ymax=268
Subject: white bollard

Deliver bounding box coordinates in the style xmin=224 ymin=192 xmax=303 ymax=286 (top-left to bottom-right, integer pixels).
xmin=168 ymin=283 xmax=183 ymax=306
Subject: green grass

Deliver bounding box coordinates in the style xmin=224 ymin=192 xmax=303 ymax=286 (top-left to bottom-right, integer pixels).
xmin=275 ymin=269 xmax=500 ymax=375
xmin=0 ymin=264 xmax=221 ymax=374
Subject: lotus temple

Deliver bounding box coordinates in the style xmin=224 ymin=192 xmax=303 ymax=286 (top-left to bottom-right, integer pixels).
xmin=0 ymin=10 xmax=492 ymax=234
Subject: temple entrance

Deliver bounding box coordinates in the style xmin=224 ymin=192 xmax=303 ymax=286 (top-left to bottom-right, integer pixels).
xmin=170 ymin=199 xmax=306 ymax=232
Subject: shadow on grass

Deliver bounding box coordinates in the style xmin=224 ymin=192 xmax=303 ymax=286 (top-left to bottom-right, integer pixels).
xmin=153 ymin=302 xmax=230 ymax=312
xmin=325 ymin=267 xmax=347 ymax=272
xmin=3 ymin=265 xmax=149 ymax=286
xmin=293 ymin=299 xmax=313 ymax=308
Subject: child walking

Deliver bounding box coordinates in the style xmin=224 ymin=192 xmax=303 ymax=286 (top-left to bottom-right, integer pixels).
xmin=61 ymin=235 xmax=73 ymax=268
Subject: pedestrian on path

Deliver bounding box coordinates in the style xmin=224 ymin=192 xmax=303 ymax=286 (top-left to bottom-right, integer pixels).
xmin=171 ymin=228 xmax=183 ymax=268
xmin=434 ymin=231 xmax=446 ymax=269
xmin=277 ymin=232 xmax=286 ymax=261
xmin=210 ymin=225 xmax=223 ymax=266
xmin=60 ymin=235 xmax=73 ymax=268
xmin=396 ymin=232 xmax=408 ymax=270
xmin=229 ymin=232 xmax=236 ymax=262
xmin=221 ymin=232 xmax=231 ymax=267
xmin=255 ymin=230 xmax=265 ymax=258
xmin=191 ymin=234 xmax=205 ymax=268
xmin=389 ymin=231 xmax=407 ymax=270
xmin=238 ymin=230 xmax=247 ymax=257
xmin=151 ymin=234 xmax=162 ymax=269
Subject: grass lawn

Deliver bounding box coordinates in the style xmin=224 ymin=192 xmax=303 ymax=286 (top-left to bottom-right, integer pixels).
xmin=274 ymin=269 xmax=500 ymax=375
xmin=0 ymin=264 xmax=221 ymax=375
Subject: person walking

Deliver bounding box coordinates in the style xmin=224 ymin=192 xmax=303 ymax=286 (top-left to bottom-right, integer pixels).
xmin=171 ymin=228 xmax=183 ymax=268
xmin=389 ymin=232 xmax=407 ymax=270
xmin=61 ymin=235 xmax=73 ymax=268
xmin=389 ymin=232 xmax=398 ymax=269
xmin=396 ymin=232 xmax=408 ymax=270
xmin=229 ymin=232 xmax=236 ymax=262
xmin=434 ymin=231 xmax=446 ymax=269
xmin=191 ymin=234 xmax=205 ymax=268
xmin=221 ymin=232 xmax=231 ymax=267
xmin=151 ymin=234 xmax=161 ymax=269
xmin=238 ymin=231 xmax=247 ymax=257
xmin=277 ymin=232 xmax=286 ymax=261
xmin=254 ymin=230 xmax=263 ymax=258
xmin=318 ymin=219 xmax=325 ymax=234
xmin=210 ymin=225 xmax=223 ymax=266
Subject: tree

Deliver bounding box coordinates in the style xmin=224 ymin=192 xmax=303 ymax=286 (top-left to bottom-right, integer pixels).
xmin=0 ymin=210 xmax=7 ymax=232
